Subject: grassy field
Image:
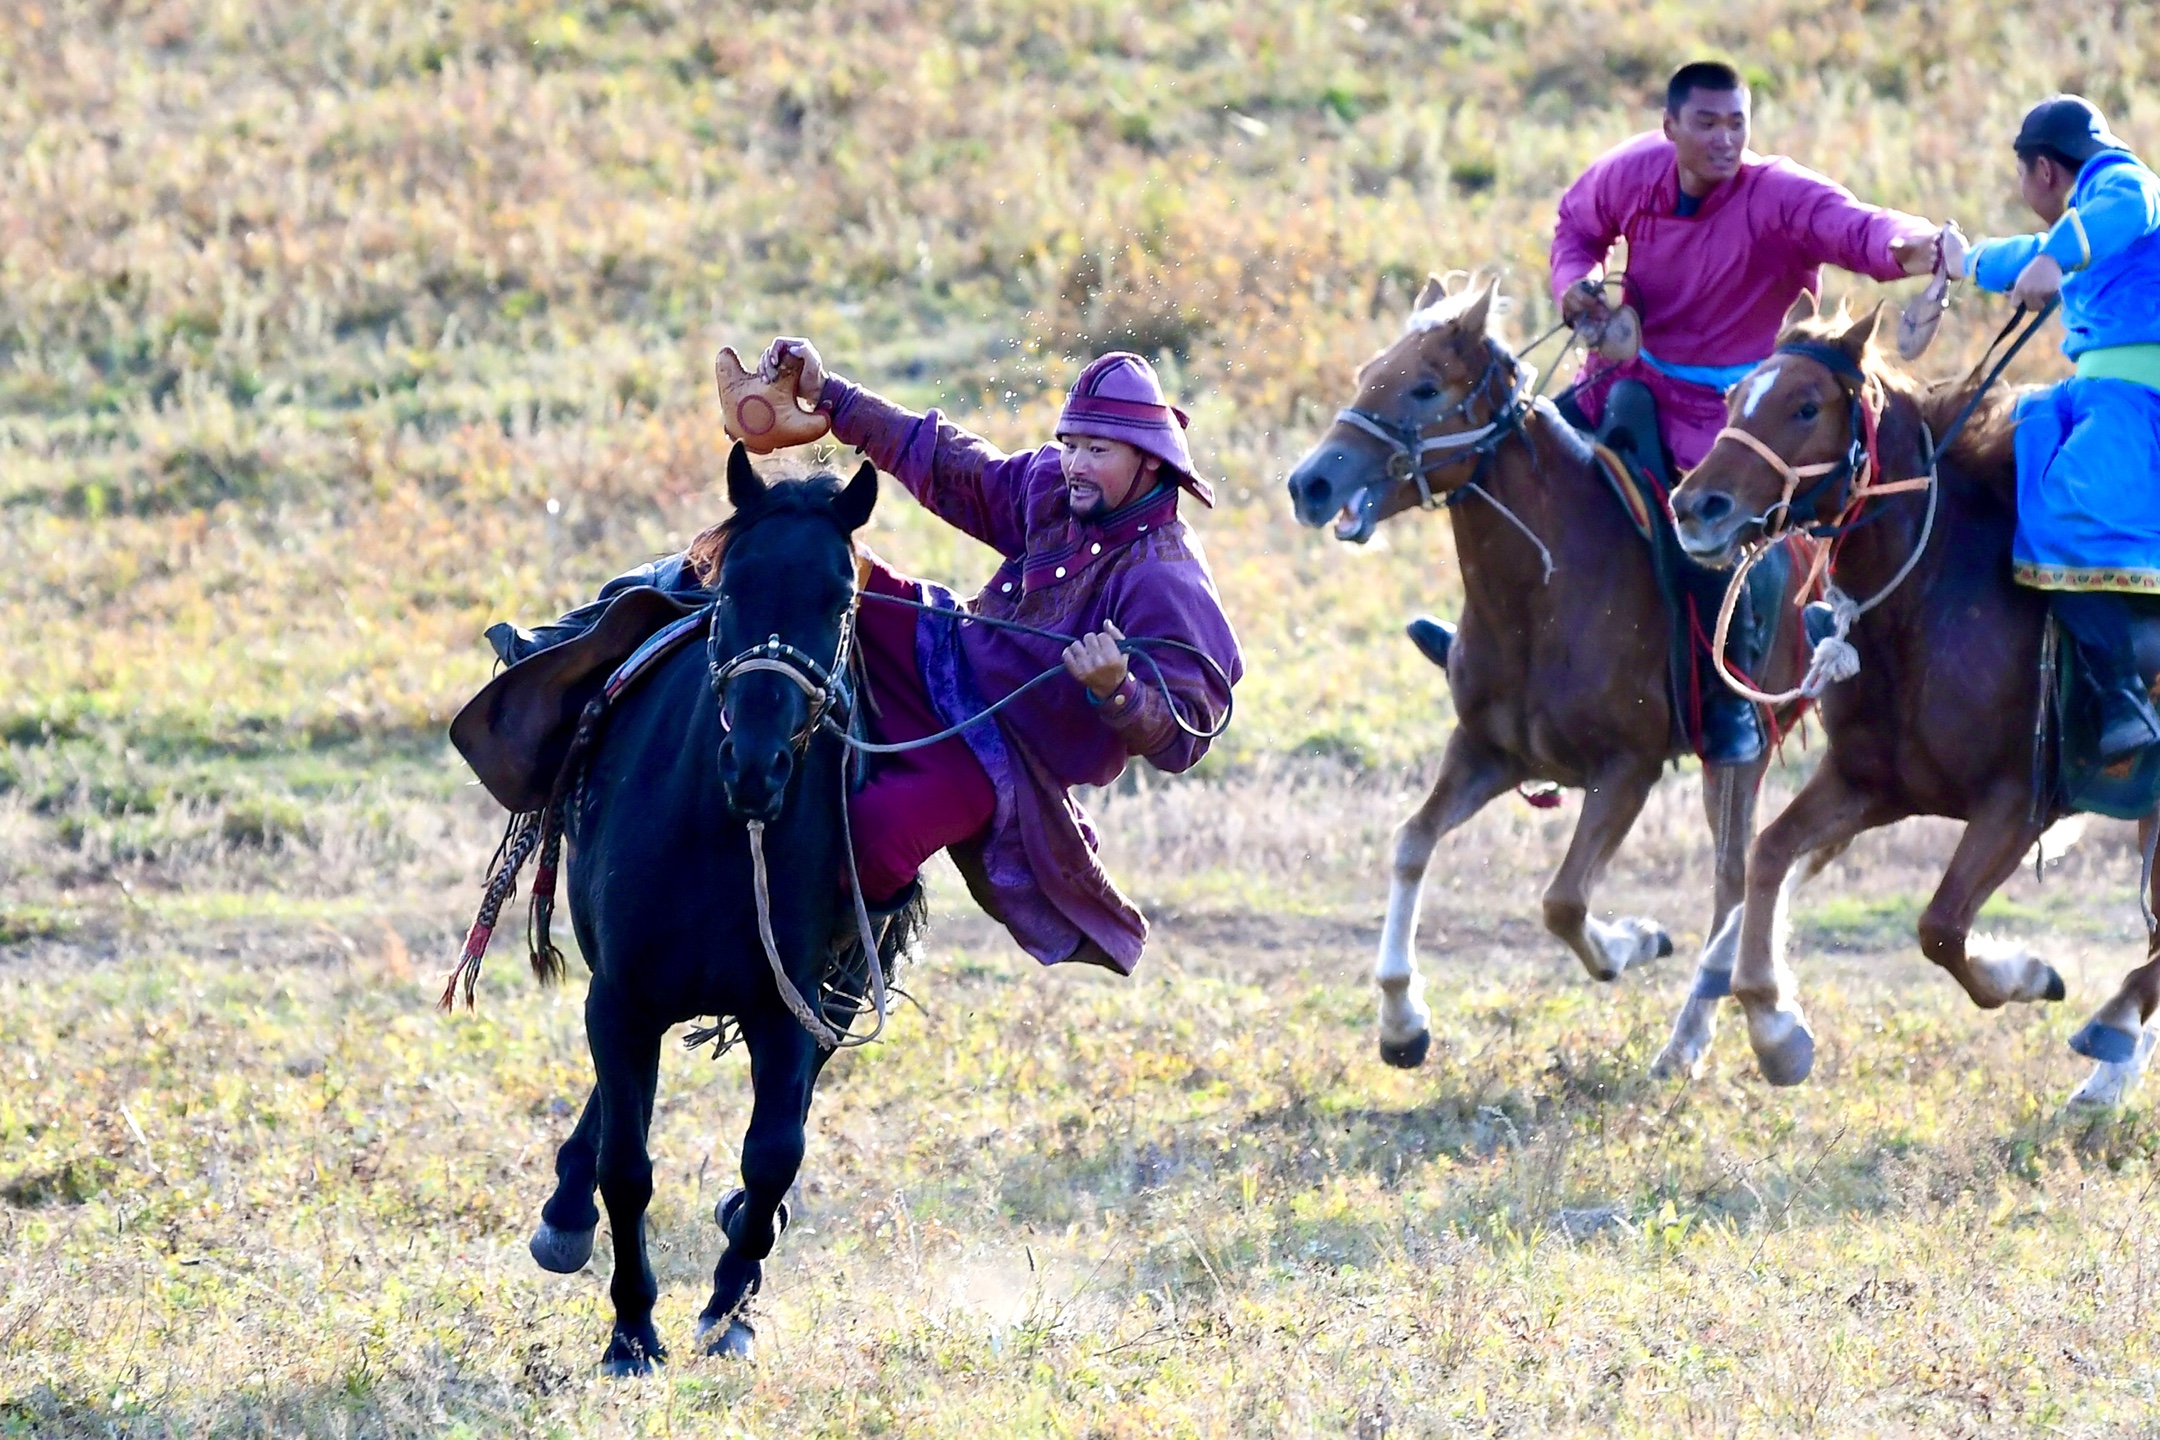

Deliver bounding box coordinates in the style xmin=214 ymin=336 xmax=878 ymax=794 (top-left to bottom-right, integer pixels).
xmin=6 ymin=1 xmax=2160 ymax=1434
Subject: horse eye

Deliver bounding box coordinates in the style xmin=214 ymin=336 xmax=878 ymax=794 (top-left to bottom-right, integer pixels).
xmin=1795 ymin=402 xmax=1820 ymax=423
xmin=1411 ymin=381 xmax=1441 ymax=402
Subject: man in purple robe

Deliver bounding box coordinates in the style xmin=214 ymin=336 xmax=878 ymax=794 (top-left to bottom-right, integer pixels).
xmin=490 ymin=347 xmax=1242 ymax=973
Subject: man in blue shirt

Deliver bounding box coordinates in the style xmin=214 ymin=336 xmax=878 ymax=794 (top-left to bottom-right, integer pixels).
xmin=1963 ymin=96 xmax=2160 ymax=761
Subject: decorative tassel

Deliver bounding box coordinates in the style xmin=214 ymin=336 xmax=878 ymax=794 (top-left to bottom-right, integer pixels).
xmin=528 ymin=802 xmax=567 ymax=985
xmin=441 ymin=810 xmax=543 ymax=1011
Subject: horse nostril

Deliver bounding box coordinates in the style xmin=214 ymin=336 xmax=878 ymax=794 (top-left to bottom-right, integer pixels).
xmin=767 ymin=749 xmax=794 ymax=796
xmin=1695 ymin=492 xmax=1735 ymax=524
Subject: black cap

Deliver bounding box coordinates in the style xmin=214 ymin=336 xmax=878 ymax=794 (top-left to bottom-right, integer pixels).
xmin=2013 ymin=94 xmax=2125 ymax=164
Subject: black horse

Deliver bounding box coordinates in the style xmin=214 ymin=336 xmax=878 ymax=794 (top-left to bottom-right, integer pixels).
xmin=524 ymin=445 xmax=898 ymax=1373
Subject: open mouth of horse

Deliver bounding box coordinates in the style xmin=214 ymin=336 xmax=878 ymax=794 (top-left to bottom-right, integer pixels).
xmin=1332 ymin=485 xmax=1378 ymax=543
xmin=1676 ymin=517 xmax=1746 ymax=569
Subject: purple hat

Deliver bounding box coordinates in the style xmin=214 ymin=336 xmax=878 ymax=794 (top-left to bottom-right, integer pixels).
xmin=1055 ymin=352 xmax=1213 ymax=506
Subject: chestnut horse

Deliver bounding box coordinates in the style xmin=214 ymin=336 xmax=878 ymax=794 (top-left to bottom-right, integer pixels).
xmin=1670 ymin=299 xmax=2160 ymax=1105
xmin=1287 ymin=276 xmax=1803 ymax=1073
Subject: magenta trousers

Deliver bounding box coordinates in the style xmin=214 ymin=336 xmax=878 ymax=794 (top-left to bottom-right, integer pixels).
xmin=848 ymin=562 xmax=996 ymax=905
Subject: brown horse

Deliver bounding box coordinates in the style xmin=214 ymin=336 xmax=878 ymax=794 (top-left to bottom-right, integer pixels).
xmin=1286 ymin=275 xmax=1804 ymax=1074
xmin=1670 ymin=298 xmax=2160 ymax=1104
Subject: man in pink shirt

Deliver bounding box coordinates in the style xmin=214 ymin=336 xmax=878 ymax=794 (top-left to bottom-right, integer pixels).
xmin=1536 ymin=61 xmax=1944 ymax=764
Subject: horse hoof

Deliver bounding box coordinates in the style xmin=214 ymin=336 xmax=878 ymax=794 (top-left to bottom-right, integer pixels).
xmin=1654 ymin=930 xmax=1675 ymax=959
xmin=529 ymin=1221 xmax=595 ymax=1274
xmin=2040 ymin=967 xmax=2067 ymax=1004
xmin=2069 ymin=1020 xmax=2140 ymax=1065
xmin=1379 ymin=1030 xmax=1431 ymax=1069
xmin=1750 ymin=1012 xmax=1816 ymax=1086
xmin=1648 ymin=1043 xmax=1704 ymax=1082
xmin=714 ymin=1189 xmax=791 ymax=1237
xmin=600 ymin=1335 xmax=665 ymax=1378
xmin=697 ymin=1315 xmax=757 ymax=1360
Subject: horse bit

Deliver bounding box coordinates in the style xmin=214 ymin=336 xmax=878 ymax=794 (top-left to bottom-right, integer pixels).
xmin=1330 ymin=345 xmax=1539 ymax=509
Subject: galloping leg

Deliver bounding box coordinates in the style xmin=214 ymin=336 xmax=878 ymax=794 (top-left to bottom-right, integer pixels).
xmin=2068 ymin=812 xmax=2160 ymax=1106
xmin=588 ymin=983 xmax=669 ymax=1376
xmin=1648 ymin=758 xmax=1764 ymax=1078
xmin=531 ymin=1087 xmax=602 ymax=1273
xmin=1915 ymin=804 xmax=2064 ymax=1008
xmin=698 ymin=1010 xmax=821 ymax=1359
xmin=1541 ymin=757 xmax=1670 ymax=984
xmin=1733 ymin=766 xmax=1890 ymax=1085
xmin=1372 ymin=730 xmax=1521 ymax=1068
xmin=1654 ymin=835 xmax=1852 ymax=1079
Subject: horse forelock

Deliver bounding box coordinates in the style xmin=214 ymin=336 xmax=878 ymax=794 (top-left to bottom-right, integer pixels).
xmin=688 ymin=472 xmax=858 ymax=587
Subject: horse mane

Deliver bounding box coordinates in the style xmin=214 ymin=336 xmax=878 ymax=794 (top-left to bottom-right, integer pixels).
xmin=1777 ymin=311 xmax=2021 ymax=479
xmin=685 ymin=470 xmax=852 ymax=586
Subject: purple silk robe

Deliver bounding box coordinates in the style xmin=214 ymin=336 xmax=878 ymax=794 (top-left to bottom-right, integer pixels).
xmin=823 ymin=378 xmax=1244 ymax=973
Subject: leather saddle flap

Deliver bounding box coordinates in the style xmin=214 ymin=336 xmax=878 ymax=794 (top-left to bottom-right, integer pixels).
xmin=450 ymin=587 xmax=702 ymax=813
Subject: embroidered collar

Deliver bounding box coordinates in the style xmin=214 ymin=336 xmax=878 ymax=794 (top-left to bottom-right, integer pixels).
xmin=1020 ymin=482 xmax=1179 ymax=592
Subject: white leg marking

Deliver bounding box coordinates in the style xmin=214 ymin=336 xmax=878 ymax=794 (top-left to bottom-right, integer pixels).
xmin=1651 ymin=908 xmax=1742 ymax=1080
xmin=1581 ymin=915 xmax=1667 ymax=982
xmin=2068 ymin=1025 xmax=2159 ymax=1109
xmin=1375 ymin=870 xmax=1432 ymax=1048
xmin=1967 ymin=934 xmax=2061 ymax=1005
xmin=1745 ymin=868 xmax=1816 ymax=1085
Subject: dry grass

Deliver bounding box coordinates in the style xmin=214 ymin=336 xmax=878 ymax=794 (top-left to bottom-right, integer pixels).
xmin=9 ymin=2 xmax=2160 ymax=1434
xmin=5 ymin=760 xmax=2160 ymax=1436
xmin=5 ymin=0 xmax=2154 ymax=760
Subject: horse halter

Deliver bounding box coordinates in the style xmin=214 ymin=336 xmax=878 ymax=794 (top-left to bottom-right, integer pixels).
xmin=1708 ymin=340 xmax=1885 ymax=538
xmin=706 ymin=602 xmax=855 ymax=750
xmin=1332 ymin=344 xmax=1538 ymax=509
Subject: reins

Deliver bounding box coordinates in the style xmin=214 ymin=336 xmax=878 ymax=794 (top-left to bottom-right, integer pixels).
xmin=1706 ymin=301 xmax=2060 ymax=708
xmin=1331 ymin=332 xmax=1560 ymax=582
xmin=705 ymin=573 xmax=1236 ymax=1051
xmin=830 ymin=589 xmax=1236 ymax=750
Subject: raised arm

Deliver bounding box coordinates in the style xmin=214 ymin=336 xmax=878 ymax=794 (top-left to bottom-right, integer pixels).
xmin=753 ymin=337 xmax=1037 ymax=558
xmin=1772 ymin=163 xmax=1937 ymax=281
xmin=820 ymin=376 xmax=1042 ymax=559
xmin=1971 ymin=161 xmax=2160 ymax=291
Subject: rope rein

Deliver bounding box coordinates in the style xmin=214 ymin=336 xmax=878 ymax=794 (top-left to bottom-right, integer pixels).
xmin=711 ymin=579 xmax=1235 ymax=1047
xmin=1709 ymin=423 xmax=1941 ymax=707
xmin=826 ymin=589 xmax=1236 ymax=754
xmin=1704 ymin=301 xmax=2059 ymax=708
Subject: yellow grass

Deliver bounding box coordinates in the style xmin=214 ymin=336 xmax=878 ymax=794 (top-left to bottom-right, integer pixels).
xmin=7 ymin=1 xmax=2160 ymax=1434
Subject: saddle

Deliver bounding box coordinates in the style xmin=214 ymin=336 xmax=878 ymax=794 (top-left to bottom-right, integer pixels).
xmin=451 ymin=586 xmax=704 ymax=813
xmin=1559 ymin=386 xmax=1792 ymax=756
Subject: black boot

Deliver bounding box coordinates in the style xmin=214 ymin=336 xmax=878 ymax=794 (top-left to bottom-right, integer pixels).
xmin=2053 ymin=592 xmax=2160 ymax=764
xmin=1595 ymin=379 xmax=1672 ymax=494
xmin=1405 ymin=616 xmax=1456 ymax=670
xmin=1678 ymin=557 xmax=1767 ymax=768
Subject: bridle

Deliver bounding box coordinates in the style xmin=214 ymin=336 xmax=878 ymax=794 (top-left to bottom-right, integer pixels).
xmin=1331 ymin=342 xmax=1540 ymax=509
xmin=706 ymin=574 xmax=857 ymax=752
xmin=1706 ymin=339 xmax=1929 ymax=541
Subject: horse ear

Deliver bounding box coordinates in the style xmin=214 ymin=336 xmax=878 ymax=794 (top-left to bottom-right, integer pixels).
xmin=834 ymin=460 xmax=879 ymax=533
xmin=1412 ymin=272 xmax=1449 ymax=311
xmin=726 ymin=441 xmax=765 ymax=514
xmin=1455 ymin=280 xmax=1495 ymax=338
xmin=1837 ymin=301 xmax=1885 ymax=360
xmin=1780 ymin=290 xmax=1819 ymax=334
